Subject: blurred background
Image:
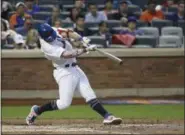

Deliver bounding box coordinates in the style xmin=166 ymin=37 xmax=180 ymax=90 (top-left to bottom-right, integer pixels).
xmin=1 ymin=1 xmax=184 ymax=134
xmin=1 ymin=0 xmax=184 ymax=106
xmin=1 ymin=0 xmax=185 ymax=49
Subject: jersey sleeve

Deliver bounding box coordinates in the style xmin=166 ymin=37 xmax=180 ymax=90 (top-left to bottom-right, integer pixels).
xmin=40 ymin=39 xmax=65 ymax=60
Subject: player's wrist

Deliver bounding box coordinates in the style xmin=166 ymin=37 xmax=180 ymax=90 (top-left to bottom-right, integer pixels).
xmin=78 ymin=37 xmax=83 ymax=41
xmin=83 ymin=48 xmax=88 ymax=53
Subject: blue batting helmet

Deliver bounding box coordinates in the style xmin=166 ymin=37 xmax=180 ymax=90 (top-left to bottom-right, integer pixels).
xmin=38 ymin=23 xmax=57 ymax=42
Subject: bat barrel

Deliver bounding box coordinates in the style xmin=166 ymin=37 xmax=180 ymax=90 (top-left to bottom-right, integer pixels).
xmin=95 ymin=48 xmax=123 ymax=65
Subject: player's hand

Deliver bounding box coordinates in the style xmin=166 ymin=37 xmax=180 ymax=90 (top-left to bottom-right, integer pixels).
xmin=80 ymin=37 xmax=91 ymax=48
xmin=82 ymin=37 xmax=91 ymax=44
xmin=85 ymin=45 xmax=97 ymax=51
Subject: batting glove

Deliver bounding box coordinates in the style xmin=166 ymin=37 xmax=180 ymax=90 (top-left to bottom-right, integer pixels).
xmin=79 ymin=37 xmax=91 ymax=48
xmin=82 ymin=37 xmax=91 ymax=44
xmin=85 ymin=45 xmax=97 ymax=51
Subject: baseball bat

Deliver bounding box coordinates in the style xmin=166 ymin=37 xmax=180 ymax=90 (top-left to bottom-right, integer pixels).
xmin=95 ymin=48 xmax=123 ymax=65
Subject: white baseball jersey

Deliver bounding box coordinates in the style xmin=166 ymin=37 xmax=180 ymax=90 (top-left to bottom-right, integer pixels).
xmin=40 ymin=34 xmax=96 ymax=110
xmin=40 ymin=36 xmax=77 ymax=80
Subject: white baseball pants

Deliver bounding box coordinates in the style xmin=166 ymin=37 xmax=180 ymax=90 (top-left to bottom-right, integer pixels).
xmin=53 ymin=66 xmax=97 ymax=110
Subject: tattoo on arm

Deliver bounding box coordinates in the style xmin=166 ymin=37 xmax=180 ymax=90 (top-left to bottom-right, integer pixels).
xmin=61 ymin=48 xmax=87 ymax=59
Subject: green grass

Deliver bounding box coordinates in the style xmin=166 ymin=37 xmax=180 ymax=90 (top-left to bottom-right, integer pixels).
xmin=2 ymin=105 xmax=184 ymax=120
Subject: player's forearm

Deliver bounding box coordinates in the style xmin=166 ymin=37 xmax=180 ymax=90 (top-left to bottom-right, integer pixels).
xmin=61 ymin=48 xmax=87 ymax=58
xmin=60 ymin=28 xmax=81 ymax=41
xmin=68 ymin=31 xmax=82 ymax=41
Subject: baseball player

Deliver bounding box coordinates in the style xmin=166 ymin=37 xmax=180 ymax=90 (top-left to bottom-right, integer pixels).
xmin=26 ymin=23 xmax=122 ymax=125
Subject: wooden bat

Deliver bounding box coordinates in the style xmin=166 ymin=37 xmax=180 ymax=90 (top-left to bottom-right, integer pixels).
xmin=95 ymin=48 xmax=123 ymax=65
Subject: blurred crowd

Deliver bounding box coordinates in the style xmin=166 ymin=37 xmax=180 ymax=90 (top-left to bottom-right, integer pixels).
xmin=1 ymin=0 xmax=185 ymax=49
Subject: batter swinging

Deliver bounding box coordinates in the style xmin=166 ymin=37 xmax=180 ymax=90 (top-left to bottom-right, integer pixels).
xmin=26 ymin=23 xmax=122 ymax=125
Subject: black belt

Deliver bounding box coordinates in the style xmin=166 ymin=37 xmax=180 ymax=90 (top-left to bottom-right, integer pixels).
xmin=65 ymin=62 xmax=77 ymax=68
xmin=54 ymin=62 xmax=78 ymax=69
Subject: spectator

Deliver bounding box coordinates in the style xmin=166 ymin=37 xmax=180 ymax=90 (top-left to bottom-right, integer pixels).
xmin=74 ymin=0 xmax=87 ymax=14
xmin=95 ymin=21 xmax=112 ymax=47
xmin=163 ymin=0 xmax=178 ymax=8
xmin=54 ymin=19 xmax=63 ymax=28
xmin=25 ymin=29 xmax=40 ymax=49
xmin=14 ymin=34 xmax=26 ymax=49
xmin=167 ymin=0 xmax=184 ymax=22
xmin=120 ymin=17 xmax=129 ymax=29
xmin=66 ymin=7 xmax=81 ymax=22
xmin=16 ymin=18 xmax=33 ymax=36
xmin=46 ymin=6 xmax=61 ymax=26
xmin=1 ymin=1 xmax=13 ymax=20
xmin=85 ymin=3 xmax=107 ymax=22
xmin=16 ymin=18 xmax=40 ymax=49
xmin=74 ymin=15 xmax=92 ymax=36
xmin=120 ymin=16 xmax=144 ymax=36
xmin=103 ymin=0 xmax=117 ymax=17
xmin=2 ymin=19 xmax=11 ymax=46
xmin=1 ymin=19 xmax=25 ymax=49
xmin=140 ymin=0 xmax=164 ymax=23
xmin=113 ymin=0 xmax=132 ymax=9
xmin=24 ymin=0 xmax=40 ymax=16
xmin=9 ymin=2 xmax=31 ymax=29
xmin=112 ymin=0 xmax=134 ymax=20
xmin=52 ymin=20 xmax=68 ymax=39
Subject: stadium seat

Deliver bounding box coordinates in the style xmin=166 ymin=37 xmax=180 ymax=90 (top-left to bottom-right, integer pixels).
xmin=33 ymin=20 xmax=45 ymax=29
xmin=86 ymin=0 xmax=105 ymax=5
xmin=167 ymin=7 xmax=178 ymax=13
xmin=158 ymin=35 xmax=182 ymax=48
xmin=151 ymin=20 xmax=173 ymax=34
xmin=128 ymin=5 xmax=142 ymax=13
xmin=132 ymin=44 xmax=152 ymax=48
xmin=158 ymin=44 xmax=179 ymax=48
xmin=106 ymin=20 xmax=121 ymax=29
xmin=112 ymin=27 xmax=123 ymax=34
xmin=136 ymin=20 xmax=148 ymax=28
xmin=97 ymin=5 xmax=105 ymax=10
xmin=110 ymin=44 xmax=128 ymax=48
xmin=133 ymin=12 xmax=141 ymax=19
xmin=39 ymin=5 xmax=53 ymax=12
xmin=1 ymin=44 xmax=15 ymax=49
xmin=62 ymin=21 xmax=74 ymax=28
xmin=85 ymin=22 xmax=99 ymax=29
xmin=60 ymin=12 xmax=70 ymax=19
xmin=161 ymin=7 xmax=167 ymax=12
xmin=6 ymin=0 xmax=17 ymax=5
xmin=138 ymin=27 xmax=159 ymax=37
xmin=131 ymin=0 xmax=148 ymax=9
xmin=38 ymin=0 xmax=58 ymax=5
xmin=107 ymin=13 xmax=114 ymax=20
xmin=181 ymin=37 xmax=185 ymax=48
xmin=63 ymin=5 xmax=74 ymax=11
xmin=161 ymin=27 xmax=183 ymax=44
xmin=135 ymin=36 xmax=158 ymax=48
xmin=87 ymin=36 xmax=106 ymax=47
xmin=138 ymin=27 xmax=159 ymax=44
xmin=178 ymin=20 xmax=185 ymax=35
xmin=162 ymin=27 xmax=183 ymax=37
xmin=164 ymin=12 xmax=174 ymax=20
xmin=89 ymin=27 xmax=99 ymax=35
xmin=33 ymin=12 xmax=51 ymax=21
xmin=60 ymin=0 xmax=74 ymax=5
